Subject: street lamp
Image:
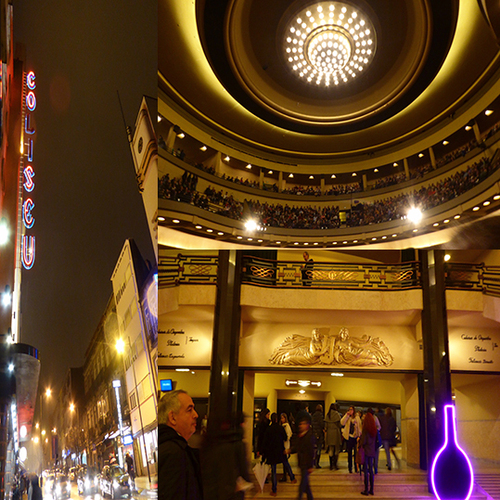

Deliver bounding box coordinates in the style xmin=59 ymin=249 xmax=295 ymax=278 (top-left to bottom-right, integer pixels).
xmin=115 ymin=337 xmax=152 ymax=488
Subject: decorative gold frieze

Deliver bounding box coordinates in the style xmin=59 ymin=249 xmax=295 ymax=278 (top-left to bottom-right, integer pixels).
xmin=270 ymin=327 xmax=394 ymax=367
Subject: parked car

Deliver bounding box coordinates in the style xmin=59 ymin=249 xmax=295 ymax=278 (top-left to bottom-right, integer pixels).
xmin=53 ymin=474 xmax=72 ymax=500
xmin=77 ymin=466 xmax=99 ymax=496
xmin=99 ymin=465 xmax=131 ymax=499
xmin=43 ymin=473 xmax=56 ymax=497
xmin=68 ymin=467 xmax=78 ymax=482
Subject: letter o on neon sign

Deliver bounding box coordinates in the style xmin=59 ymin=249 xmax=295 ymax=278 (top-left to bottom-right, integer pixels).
xmin=26 ymin=91 xmax=36 ymax=112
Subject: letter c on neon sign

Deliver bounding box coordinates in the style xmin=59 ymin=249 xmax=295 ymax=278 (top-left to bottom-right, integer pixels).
xmin=26 ymin=71 xmax=36 ymax=90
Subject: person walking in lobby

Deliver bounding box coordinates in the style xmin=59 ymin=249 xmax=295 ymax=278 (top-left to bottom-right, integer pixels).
xmin=286 ymin=415 xmax=315 ymax=500
xmin=359 ymin=410 xmax=378 ymax=496
xmin=279 ymin=413 xmax=296 ymax=483
xmin=311 ymin=404 xmax=325 ymax=468
xmin=263 ymin=413 xmax=288 ymax=497
xmin=380 ymin=407 xmax=400 ymax=470
xmin=341 ymin=405 xmax=362 ymax=473
xmin=324 ymin=403 xmax=342 ymax=470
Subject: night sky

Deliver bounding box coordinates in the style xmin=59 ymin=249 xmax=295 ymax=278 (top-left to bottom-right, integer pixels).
xmin=12 ymin=1 xmax=156 ymax=400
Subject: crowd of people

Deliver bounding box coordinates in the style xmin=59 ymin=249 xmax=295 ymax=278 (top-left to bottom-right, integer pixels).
xmin=159 ymin=389 xmax=401 ymax=500
xmin=159 ymin=154 xmax=499 ymax=231
xmin=160 ymin=126 xmax=497 ymax=198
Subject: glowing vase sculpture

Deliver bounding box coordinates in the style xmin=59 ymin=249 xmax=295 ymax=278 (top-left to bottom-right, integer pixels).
xmin=431 ymin=405 xmax=474 ymax=500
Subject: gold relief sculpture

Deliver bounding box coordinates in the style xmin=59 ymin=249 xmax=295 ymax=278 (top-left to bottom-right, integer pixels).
xmin=269 ymin=327 xmax=394 ymax=367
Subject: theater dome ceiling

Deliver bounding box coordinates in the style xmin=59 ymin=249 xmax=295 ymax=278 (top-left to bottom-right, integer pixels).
xmin=159 ymin=0 xmax=500 ymax=166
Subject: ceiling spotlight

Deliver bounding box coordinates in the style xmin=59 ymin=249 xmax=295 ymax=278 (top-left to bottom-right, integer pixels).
xmin=200 ymin=145 xmax=207 ymax=151
xmin=246 ymin=164 xmax=252 ymax=169
xmin=177 ymin=132 xmax=185 ymax=139
xmin=393 ymin=162 xmax=398 ymax=167
xmin=485 ymin=109 xmax=494 ymax=116
xmin=268 ymin=170 xmax=273 ymax=174
xmin=443 ymin=219 xmax=450 ymax=224
xmin=352 ymin=172 xmax=357 ymax=176
xmin=289 ymin=173 xmax=294 ymax=178
xmin=483 ymin=200 xmax=491 ymax=206
xmin=195 ymin=225 xmax=202 ymax=229
xmin=465 ymin=125 xmax=472 ymax=131
xmin=442 ymin=140 xmax=449 ymax=146
xmin=237 ymin=236 xmax=243 ymax=239
xmin=444 ymin=254 xmax=451 ymax=262
xmin=454 ymin=215 xmax=461 ymax=219
xmin=172 ymin=219 xmax=180 ymax=224
xmin=418 ymin=153 xmax=424 ymax=158
xmin=309 ymin=175 xmax=314 ymax=179
xmin=207 ymin=229 xmax=213 ymax=233
xmin=472 ymin=206 xmax=480 ymax=211
xmin=225 ymin=155 xmax=230 ymax=162
xmin=331 ymin=174 xmax=336 ymax=178
xmin=433 ymin=222 xmax=439 ymax=227
xmin=217 ymin=232 xmax=224 ymax=235
xmin=374 ymin=168 xmax=379 ymax=172
xmin=158 ymin=216 xmax=166 ymax=222
xmin=494 ymin=195 xmax=500 ymax=200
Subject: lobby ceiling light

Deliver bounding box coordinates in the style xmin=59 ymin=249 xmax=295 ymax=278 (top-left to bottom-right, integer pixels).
xmin=225 ymin=155 xmax=230 ymax=161
xmin=289 ymin=173 xmax=294 ymax=178
xmin=393 ymin=162 xmax=398 ymax=167
xmin=246 ymin=164 xmax=252 ymax=169
xmin=494 ymin=195 xmax=500 ymax=200
xmin=331 ymin=174 xmax=336 ymax=178
xmin=485 ymin=109 xmax=494 ymax=116
xmin=472 ymin=206 xmax=480 ymax=211
xmin=483 ymin=200 xmax=491 ymax=206
xmin=158 ymin=216 xmax=166 ymax=222
xmin=200 ymin=145 xmax=207 ymax=151
xmin=454 ymin=215 xmax=460 ymax=219
xmin=284 ymin=2 xmax=376 ymax=87
xmin=443 ymin=140 xmax=449 ymax=146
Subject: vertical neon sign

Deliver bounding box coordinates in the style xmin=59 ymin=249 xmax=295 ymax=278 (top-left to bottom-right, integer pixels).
xmin=22 ymin=71 xmax=36 ymax=269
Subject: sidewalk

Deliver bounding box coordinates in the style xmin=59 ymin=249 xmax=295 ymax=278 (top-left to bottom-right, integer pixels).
xmin=133 ymin=475 xmax=158 ymax=499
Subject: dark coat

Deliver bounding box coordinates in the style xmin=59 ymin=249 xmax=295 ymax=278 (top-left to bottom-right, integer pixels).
xmin=360 ymin=428 xmax=377 ymax=458
xmin=256 ymin=418 xmax=270 ymax=455
xmin=311 ymin=410 xmax=325 ymax=442
xmin=380 ymin=414 xmax=397 ymax=446
xmin=159 ymin=424 xmax=203 ymax=500
xmin=324 ymin=410 xmax=342 ymax=447
xmin=263 ymin=423 xmax=286 ymax=465
xmin=290 ymin=428 xmax=315 ymax=470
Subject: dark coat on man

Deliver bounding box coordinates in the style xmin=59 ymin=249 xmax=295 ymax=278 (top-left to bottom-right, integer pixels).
xmin=263 ymin=422 xmax=287 ymax=465
xmin=290 ymin=428 xmax=316 ymax=470
xmin=380 ymin=414 xmax=398 ymax=446
xmin=159 ymin=424 xmax=203 ymax=500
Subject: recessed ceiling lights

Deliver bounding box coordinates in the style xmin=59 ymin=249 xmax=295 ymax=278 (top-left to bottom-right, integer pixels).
xmin=352 ymin=172 xmax=357 ymax=176
xmin=258 ymin=239 xmax=263 ymax=242
xmin=158 ymin=216 xmax=166 ymax=222
xmin=331 ymin=174 xmax=336 ymax=178
xmin=313 ymin=242 xmax=318 ymax=245
xmin=343 ymin=241 xmax=348 ymax=244
xmin=485 ymin=109 xmax=494 ymax=116
xmin=289 ymin=173 xmax=294 ymax=178
xmin=309 ymin=175 xmax=314 ymax=179
xmin=247 ymin=238 xmax=253 ymax=241
xmin=392 ymin=234 xmax=397 ymax=237
xmin=157 ymin=115 xmax=162 ymax=122
xmin=304 ymin=242 xmax=309 ymax=245
xmin=195 ymin=225 xmax=202 ymax=229
xmin=225 ymin=155 xmax=230 ymax=162
xmin=494 ymin=195 xmax=500 ymax=200
xmin=472 ymin=206 xmax=480 ymax=211
xmin=381 ymin=236 xmax=387 ymax=239
xmin=353 ymin=240 xmax=358 ymax=243
xmin=413 ymin=229 xmax=418 ymax=233
xmin=171 ymin=219 xmax=179 ymax=223
xmin=443 ymin=219 xmax=450 ymax=224
xmin=444 ymin=254 xmax=451 ymax=262
xmin=218 ymin=232 xmax=224 ymax=235
xmin=276 ymin=241 xmax=281 ymax=244
xmin=374 ymin=168 xmax=379 ymax=172
xmin=237 ymin=236 xmax=243 ymax=239
xmin=371 ymin=237 xmax=377 ymax=241
xmin=418 ymin=153 xmax=424 ymax=158
xmin=433 ymin=222 xmax=439 ymax=227
xmin=453 ymin=215 xmax=460 ymax=219
xmin=207 ymin=229 xmax=213 ymax=233
xmin=294 ymin=242 xmax=299 ymax=245
xmin=393 ymin=162 xmax=398 ymax=167
xmin=483 ymin=200 xmax=491 ymax=206
xmin=268 ymin=170 xmax=273 ymax=174
xmin=200 ymin=145 xmax=207 ymax=151
xmin=177 ymin=132 xmax=185 ymax=139
xmin=333 ymin=241 xmax=338 ymax=245
xmin=246 ymin=164 xmax=252 ymax=169
xmin=442 ymin=140 xmax=449 ymax=146
xmin=465 ymin=125 xmax=472 ymax=131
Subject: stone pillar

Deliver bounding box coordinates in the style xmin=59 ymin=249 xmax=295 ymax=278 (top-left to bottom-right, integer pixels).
xmin=207 ymin=250 xmax=243 ymax=432
xmin=403 ymin=158 xmax=410 ymax=180
xmin=428 ymin=146 xmax=436 ymax=170
xmin=420 ymin=250 xmax=452 ymax=485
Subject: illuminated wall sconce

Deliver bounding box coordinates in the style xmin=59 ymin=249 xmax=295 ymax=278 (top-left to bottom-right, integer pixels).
xmin=431 ymin=404 xmax=474 ymax=500
xmin=285 ymin=379 xmax=322 ymax=388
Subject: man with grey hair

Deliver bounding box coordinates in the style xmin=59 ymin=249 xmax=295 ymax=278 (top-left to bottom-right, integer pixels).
xmin=159 ymin=389 xmax=203 ymax=500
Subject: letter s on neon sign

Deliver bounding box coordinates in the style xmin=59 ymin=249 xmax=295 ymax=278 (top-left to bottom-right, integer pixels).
xmin=23 ymin=166 xmax=35 ymax=192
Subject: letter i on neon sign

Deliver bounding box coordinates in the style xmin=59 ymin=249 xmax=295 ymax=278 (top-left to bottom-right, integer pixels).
xmin=431 ymin=404 xmax=474 ymax=500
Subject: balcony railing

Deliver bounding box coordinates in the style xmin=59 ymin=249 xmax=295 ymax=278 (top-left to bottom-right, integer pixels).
xmin=160 ymin=252 xmax=500 ymax=297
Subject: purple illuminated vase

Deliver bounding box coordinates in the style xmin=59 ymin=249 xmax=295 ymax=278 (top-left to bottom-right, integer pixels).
xmin=431 ymin=405 xmax=474 ymax=500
